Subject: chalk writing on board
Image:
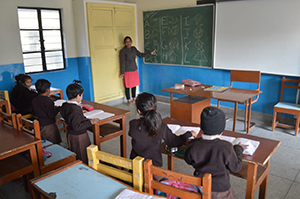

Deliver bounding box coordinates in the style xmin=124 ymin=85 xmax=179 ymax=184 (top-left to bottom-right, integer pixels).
xmin=143 ymin=5 xmax=213 ymax=67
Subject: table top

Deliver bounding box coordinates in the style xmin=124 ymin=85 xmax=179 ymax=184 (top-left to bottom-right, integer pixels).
xmin=163 ymin=117 xmax=280 ymax=166
xmin=31 ymin=161 xmax=129 ymax=199
xmin=82 ymin=99 xmax=130 ymax=124
xmin=161 ymin=85 xmax=261 ymax=103
xmin=0 ymin=122 xmax=40 ymax=159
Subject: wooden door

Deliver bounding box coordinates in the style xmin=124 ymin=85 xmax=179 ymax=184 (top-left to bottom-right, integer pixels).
xmin=86 ymin=3 xmax=136 ymax=103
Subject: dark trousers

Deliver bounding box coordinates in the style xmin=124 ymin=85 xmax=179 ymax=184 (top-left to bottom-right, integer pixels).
xmin=125 ymin=87 xmax=136 ymax=100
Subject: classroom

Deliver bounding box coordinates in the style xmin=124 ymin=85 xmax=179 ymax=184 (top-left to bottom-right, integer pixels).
xmin=1 ymin=0 xmax=300 ymax=198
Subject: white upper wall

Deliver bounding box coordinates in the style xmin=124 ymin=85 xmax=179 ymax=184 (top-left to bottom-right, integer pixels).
xmin=0 ymin=0 xmax=77 ymax=65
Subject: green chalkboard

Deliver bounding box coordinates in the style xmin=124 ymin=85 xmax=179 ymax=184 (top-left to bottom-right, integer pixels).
xmin=143 ymin=5 xmax=214 ymax=67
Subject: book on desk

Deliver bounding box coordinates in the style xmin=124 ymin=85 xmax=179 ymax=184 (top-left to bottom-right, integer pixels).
xmin=220 ymin=135 xmax=260 ymax=156
xmin=204 ymin=86 xmax=230 ymax=92
xmin=167 ymin=124 xmax=200 ymax=139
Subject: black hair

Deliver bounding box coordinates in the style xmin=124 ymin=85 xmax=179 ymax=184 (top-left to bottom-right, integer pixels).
xmin=66 ymin=83 xmax=83 ymax=100
xmin=73 ymin=79 xmax=82 ymax=84
xmin=20 ymin=75 xmax=32 ymax=84
xmin=15 ymin=74 xmax=25 ymax=85
xmin=136 ymin=92 xmax=162 ymax=137
xmin=35 ymin=79 xmax=51 ymax=94
xmin=124 ymin=36 xmax=132 ymax=44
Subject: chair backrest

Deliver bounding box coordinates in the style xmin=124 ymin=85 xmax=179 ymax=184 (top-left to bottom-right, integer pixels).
xmin=144 ymin=159 xmax=212 ymax=199
xmin=230 ymin=70 xmax=261 ymax=90
xmin=16 ymin=113 xmax=44 ymax=166
xmin=279 ymin=77 xmax=300 ymax=103
xmin=0 ymin=107 xmax=17 ymax=129
xmin=0 ymin=90 xmax=11 ymax=114
xmin=87 ymin=145 xmax=144 ymax=192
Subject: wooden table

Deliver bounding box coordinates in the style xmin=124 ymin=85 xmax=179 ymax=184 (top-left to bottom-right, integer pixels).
xmin=0 ymin=122 xmax=41 ymax=185
xmin=162 ymin=117 xmax=280 ymax=199
xmin=162 ymin=85 xmax=261 ymax=134
xmin=82 ymin=99 xmax=130 ymax=158
xmin=30 ymin=160 xmax=164 ymax=199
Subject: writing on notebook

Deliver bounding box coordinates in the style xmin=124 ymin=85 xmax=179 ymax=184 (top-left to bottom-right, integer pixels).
xmin=220 ymin=135 xmax=260 ymax=156
xmin=167 ymin=124 xmax=200 ymax=139
xmin=84 ymin=109 xmax=115 ymax=120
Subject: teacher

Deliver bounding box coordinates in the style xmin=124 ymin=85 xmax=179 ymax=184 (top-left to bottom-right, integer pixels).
xmin=120 ymin=36 xmax=156 ymax=106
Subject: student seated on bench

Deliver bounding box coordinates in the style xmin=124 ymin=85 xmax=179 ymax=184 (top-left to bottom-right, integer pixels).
xmin=184 ymin=107 xmax=246 ymax=199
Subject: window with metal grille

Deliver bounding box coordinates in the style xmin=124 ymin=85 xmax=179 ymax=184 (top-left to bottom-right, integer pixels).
xmin=17 ymin=8 xmax=66 ymax=73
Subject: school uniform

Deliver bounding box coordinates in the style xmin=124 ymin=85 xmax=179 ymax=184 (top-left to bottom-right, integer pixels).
xmin=11 ymin=84 xmax=38 ymax=115
xmin=60 ymin=101 xmax=92 ymax=164
xmin=129 ymin=118 xmax=192 ymax=167
xmin=120 ymin=46 xmax=151 ymax=88
xmin=32 ymin=95 xmax=62 ymax=144
xmin=184 ymin=138 xmax=243 ymax=193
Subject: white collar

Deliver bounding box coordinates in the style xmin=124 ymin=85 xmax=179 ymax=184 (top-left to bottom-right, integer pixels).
xmin=66 ymin=100 xmax=82 ymax=107
xmin=202 ymin=133 xmax=222 ymax=140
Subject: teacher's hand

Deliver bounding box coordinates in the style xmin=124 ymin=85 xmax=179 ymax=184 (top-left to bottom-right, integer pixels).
xmin=151 ymin=49 xmax=156 ymax=55
xmin=120 ymin=74 xmax=124 ymax=78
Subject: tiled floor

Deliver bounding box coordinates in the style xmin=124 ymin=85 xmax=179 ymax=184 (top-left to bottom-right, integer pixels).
xmin=1 ymin=97 xmax=300 ymax=199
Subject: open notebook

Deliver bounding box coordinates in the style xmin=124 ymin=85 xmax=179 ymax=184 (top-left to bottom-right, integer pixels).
xmin=83 ymin=109 xmax=115 ymax=120
xmin=220 ymin=135 xmax=260 ymax=156
xmin=167 ymin=124 xmax=200 ymax=139
xmin=114 ymin=188 xmax=165 ymax=199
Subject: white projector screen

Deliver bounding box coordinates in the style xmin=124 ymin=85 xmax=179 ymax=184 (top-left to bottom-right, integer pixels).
xmin=214 ymin=0 xmax=300 ymax=76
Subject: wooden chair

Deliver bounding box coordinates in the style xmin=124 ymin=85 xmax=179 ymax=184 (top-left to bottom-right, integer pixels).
xmin=87 ymin=145 xmax=144 ymax=191
xmin=272 ymin=77 xmax=300 ymax=136
xmin=217 ymin=70 xmax=261 ymax=132
xmin=0 ymin=90 xmax=12 ymax=114
xmin=0 ymin=105 xmax=16 ymax=128
xmin=16 ymin=114 xmax=77 ymax=174
xmin=144 ymin=159 xmax=212 ymax=199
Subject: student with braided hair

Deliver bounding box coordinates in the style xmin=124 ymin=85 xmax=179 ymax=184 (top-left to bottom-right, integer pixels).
xmin=128 ymin=92 xmax=197 ymax=167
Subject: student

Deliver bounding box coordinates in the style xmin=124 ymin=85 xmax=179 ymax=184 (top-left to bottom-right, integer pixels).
xmin=184 ymin=106 xmax=244 ymax=199
xmin=32 ymin=79 xmax=62 ymax=144
xmin=11 ymin=74 xmax=38 ymax=115
xmin=129 ymin=92 xmax=197 ymax=167
xmin=119 ymin=36 xmax=156 ymax=106
xmin=60 ymin=82 xmax=100 ymax=164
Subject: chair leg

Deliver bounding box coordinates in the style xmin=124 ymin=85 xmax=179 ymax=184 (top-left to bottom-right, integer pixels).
xmin=244 ymin=104 xmax=248 ymax=131
xmin=295 ymin=114 xmax=300 ymax=136
xmin=277 ymin=113 xmax=281 ymax=123
xmin=272 ymin=111 xmax=277 ymax=131
xmin=217 ymin=100 xmax=220 ymax=108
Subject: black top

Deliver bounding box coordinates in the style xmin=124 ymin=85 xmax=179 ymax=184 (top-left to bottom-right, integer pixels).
xmin=129 ymin=119 xmax=192 ymax=167
xmin=120 ymin=46 xmax=151 ymax=74
xmin=60 ymin=102 xmax=92 ymax=135
xmin=32 ymin=95 xmax=59 ymax=127
xmin=184 ymin=138 xmax=243 ymax=192
xmin=11 ymin=84 xmax=38 ymax=115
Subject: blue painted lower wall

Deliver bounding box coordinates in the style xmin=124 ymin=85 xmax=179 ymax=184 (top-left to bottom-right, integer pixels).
xmin=0 ymin=57 xmax=93 ymax=101
xmin=138 ymin=57 xmax=298 ymax=115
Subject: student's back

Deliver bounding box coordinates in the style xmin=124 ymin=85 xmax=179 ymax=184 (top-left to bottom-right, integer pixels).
xmin=129 ymin=92 xmax=196 ymax=167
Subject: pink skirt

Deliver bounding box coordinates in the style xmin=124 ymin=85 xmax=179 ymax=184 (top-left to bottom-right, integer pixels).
xmin=124 ymin=70 xmax=140 ymax=88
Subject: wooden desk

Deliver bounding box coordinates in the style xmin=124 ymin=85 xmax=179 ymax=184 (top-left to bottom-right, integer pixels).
xmin=162 ymin=85 xmax=261 ymax=134
xmin=162 ymin=117 xmax=280 ymax=199
xmin=0 ymin=122 xmax=40 ymax=185
xmin=30 ymin=160 xmax=129 ymax=199
xmin=82 ymin=100 xmax=130 ymax=158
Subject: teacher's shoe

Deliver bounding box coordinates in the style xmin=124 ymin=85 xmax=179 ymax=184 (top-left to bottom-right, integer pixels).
xmin=127 ymin=100 xmax=131 ymax=106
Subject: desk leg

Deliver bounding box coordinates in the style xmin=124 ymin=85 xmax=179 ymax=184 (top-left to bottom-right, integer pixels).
xmin=120 ymin=116 xmax=127 ymax=158
xmin=246 ymin=163 xmax=257 ymax=199
xmin=246 ymin=98 xmax=252 ymax=134
xmin=168 ymin=155 xmax=175 ymax=171
xmin=233 ymin=102 xmax=238 ymax=132
xmin=259 ymin=160 xmax=270 ymax=199
xmin=93 ymin=125 xmax=101 ymax=150
xmin=29 ymin=145 xmax=40 ymax=177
